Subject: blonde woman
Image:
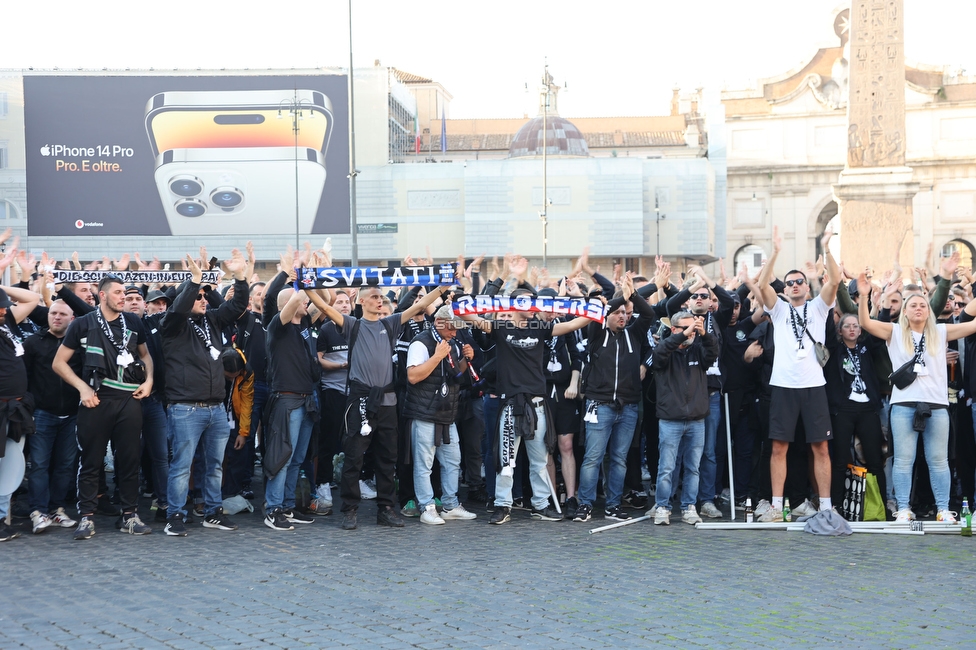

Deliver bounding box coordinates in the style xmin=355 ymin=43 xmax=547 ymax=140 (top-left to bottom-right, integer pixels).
xmin=856 ymin=274 xmax=976 ymax=523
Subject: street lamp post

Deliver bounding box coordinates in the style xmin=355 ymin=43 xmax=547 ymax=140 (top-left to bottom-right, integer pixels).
xmin=347 ymin=0 xmax=359 ymax=266
xmin=279 ymin=94 xmax=314 ymax=251
xmin=539 ymin=62 xmax=551 ymax=268
xmin=655 ymin=195 xmax=666 ymax=257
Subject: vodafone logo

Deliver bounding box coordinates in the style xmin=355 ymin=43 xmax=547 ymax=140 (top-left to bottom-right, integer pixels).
xmin=73 ymin=220 xmax=103 ymax=229
xmin=75 ymin=220 xmax=84 ymax=229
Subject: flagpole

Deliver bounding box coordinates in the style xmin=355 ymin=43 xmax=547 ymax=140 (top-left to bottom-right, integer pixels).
xmin=347 ymin=0 xmax=359 ymax=266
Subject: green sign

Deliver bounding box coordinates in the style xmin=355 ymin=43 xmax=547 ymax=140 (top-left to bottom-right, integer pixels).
xmin=357 ymin=223 xmax=398 ymax=234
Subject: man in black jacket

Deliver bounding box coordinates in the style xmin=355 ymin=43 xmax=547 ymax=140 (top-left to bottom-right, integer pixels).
xmin=23 ymin=300 xmax=80 ymax=533
xmin=648 ymin=310 xmax=720 ymax=525
xmin=574 ymin=276 xmax=654 ymax=523
xmin=160 ymin=252 xmax=248 ymax=536
xmin=403 ymin=305 xmax=478 ymax=525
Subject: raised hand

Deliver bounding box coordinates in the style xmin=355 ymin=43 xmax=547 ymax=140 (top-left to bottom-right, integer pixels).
xmin=772 ymin=226 xmax=782 ymax=254
xmin=856 ymin=272 xmax=871 ymax=298
xmin=940 ymin=250 xmax=961 ymax=278
xmin=186 ymin=254 xmax=203 ymax=284
xmin=113 ymin=253 xmax=131 ymax=271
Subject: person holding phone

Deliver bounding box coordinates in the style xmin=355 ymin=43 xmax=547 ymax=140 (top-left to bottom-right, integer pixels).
xmin=648 ymin=311 xmax=720 ymax=525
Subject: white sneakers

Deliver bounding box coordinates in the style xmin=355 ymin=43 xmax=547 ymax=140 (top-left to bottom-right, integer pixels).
xmin=651 ymin=506 xmax=670 ymax=525
xmin=893 ymin=508 xmax=915 ymax=523
xmin=420 ymin=503 xmax=477 ymax=525
xmin=792 ymin=499 xmax=818 ymax=518
xmin=936 ymin=510 xmax=959 ymax=524
xmin=757 ymin=507 xmax=784 ymax=522
xmin=51 ymin=507 xmax=77 ymax=528
xmin=699 ymin=501 xmax=722 ymax=519
xmin=30 ymin=510 xmax=52 ymax=534
xmin=441 ymin=505 xmax=477 ymax=521
xmin=420 ymin=504 xmax=445 ymax=525
xmin=682 ymin=505 xmax=703 ymax=525
xmin=359 ymin=480 xmax=377 ymax=500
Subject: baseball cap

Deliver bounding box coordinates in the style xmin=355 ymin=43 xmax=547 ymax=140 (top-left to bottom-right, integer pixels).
xmin=0 ymin=288 xmax=12 ymax=309
xmin=124 ymin=285 xmax=143 ymax=297
xmin=145 ymin=290 xmax=172 ymax=305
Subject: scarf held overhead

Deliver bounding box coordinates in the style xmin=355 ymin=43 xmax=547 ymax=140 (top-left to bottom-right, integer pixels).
xmin=298 ymin=265 xmax=455 ymax=289
xmin=453 ymin=295 xmax=607 ymax=324
xmin=53 ymin=270 xmax=221 ymax=285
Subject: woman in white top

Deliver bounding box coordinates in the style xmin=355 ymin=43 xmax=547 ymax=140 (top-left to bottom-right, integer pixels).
xmin=857 ymin=274 xmax=976 ymax=523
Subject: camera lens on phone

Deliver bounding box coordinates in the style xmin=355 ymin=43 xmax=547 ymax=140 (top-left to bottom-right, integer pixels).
xmin=170 ymin=177 xmax=203 ymax=197
xmin=175 ymin=199 xmax=206 ymax=218
xmin=210 ymin=188 xmax=243 ymax=208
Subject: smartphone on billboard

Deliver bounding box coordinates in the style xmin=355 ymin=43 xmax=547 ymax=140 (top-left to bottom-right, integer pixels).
xmin=145 ymin=89 xmax=333 ymax=154
xmin=145 ymin=89 xmax=332 ymax=236
xmin=153 ymin=146 xmax=327 ymax=236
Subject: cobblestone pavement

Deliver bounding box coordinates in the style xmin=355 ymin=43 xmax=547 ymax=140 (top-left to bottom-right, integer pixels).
xmin=1 ymin=492 xmax=973 ymax=649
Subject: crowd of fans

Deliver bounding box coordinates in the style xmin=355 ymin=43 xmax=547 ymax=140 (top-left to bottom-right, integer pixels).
xmin=1 ymin=225 xmax=975 ymax=542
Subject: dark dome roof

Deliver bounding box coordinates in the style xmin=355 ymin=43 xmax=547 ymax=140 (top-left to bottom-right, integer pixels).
xmin=508 ymin=115 xmax=589 ymax=158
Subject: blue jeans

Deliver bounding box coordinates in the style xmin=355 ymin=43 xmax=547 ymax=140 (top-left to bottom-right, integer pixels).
xmin=264 ymin=403 xmax=314 ymax=511
xmin=27 ymin=409 xmax=77 ymax=512
xmin=494 ymin=401 xmax=549 ymax=510
xmin=578 ymin=402 xmax=637 ymax=508
xmin=655 ymin=419 xmax=705 ymax=511
xmin=166 ymin=403 xmax=230 ymax=517
xmin=411 ymin=420 xmax=461 ymax=511
xmin=141 ymin=396 xmax=168 ymax=506
xmin=0 ymin=437 xmax=25 ymax=518
xmin=891 ymin=405 xmax=950 ymax=511
xmin=698 ymin=391 xmax=721 ymax=503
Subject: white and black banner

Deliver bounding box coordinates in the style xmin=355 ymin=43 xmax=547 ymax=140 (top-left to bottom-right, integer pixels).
xmin=52 ymin=270 xmax=222 ymax=285
xmin=298 ymin=265 xmax=455 ymax=288
xmin=452 ymin=295 xmax=608 ymax=324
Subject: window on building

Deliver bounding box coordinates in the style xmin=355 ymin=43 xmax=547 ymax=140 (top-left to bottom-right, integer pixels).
xmin=734 ymin=243 xmax=767 ymax=278
xmin=942 ymin=239 xmax=974 ymax=270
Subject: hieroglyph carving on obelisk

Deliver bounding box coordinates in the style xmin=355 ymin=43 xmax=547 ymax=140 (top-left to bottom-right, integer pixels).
xmin=846 ymin=0 xmax=906 ymax=169
xmin=834 ymin=0 xmax=917 ymax=275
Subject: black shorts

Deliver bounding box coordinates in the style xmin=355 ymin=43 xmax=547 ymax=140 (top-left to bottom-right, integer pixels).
xmin=768 ymin=386 xmax=833 ymax=443
xmin=545 ymin=390 xmax=580 ymax=435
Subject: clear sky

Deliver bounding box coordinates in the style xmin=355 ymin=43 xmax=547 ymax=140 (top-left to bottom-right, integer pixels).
xmin=4 ymin=0 xmax=974 ymax=118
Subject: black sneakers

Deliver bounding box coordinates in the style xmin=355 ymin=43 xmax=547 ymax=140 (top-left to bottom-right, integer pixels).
xmin=73 ymin=517 xmax=95 ymax=541
xmin=203 ymin=509 xmax=239 ymax=531
xmin=116 ymin=513 xmax=152 ymax=535
xmin=264 ymin=508 xmax=294 ymax=531
xmin=376 ymin=506 xmax=405 ymax=528
xmin=565 ymin=496 xmax=580 ymax=520
xmin=489 ymin=506 xmax=511 ymax=525
xmin=165 ymin=513 xmax=188 ymax=537
xmin=0 ymin=521 xmax=22 ymax=542
xmin=342 ymin=511 xmax=358 ymax=530
xmin=283 ymin=509 xmax=314 ymax=525
xmin=604 ymin=505 xmax=632 ymax=522
xmin=573 ymin=503 xmax=593 ymax=522
xmin=622 ymin=490 xmax=648 ymax=509
xmin=531 ymin=506 xmax=564 ymax=521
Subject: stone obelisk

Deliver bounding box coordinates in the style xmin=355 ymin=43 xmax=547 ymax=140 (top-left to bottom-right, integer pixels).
xmin=833 ymin=0 xmax=918 ymax=274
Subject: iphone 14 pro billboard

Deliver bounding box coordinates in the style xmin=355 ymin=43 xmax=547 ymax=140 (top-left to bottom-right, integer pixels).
xmin=24 ymin=74 xmax=349 ymax=236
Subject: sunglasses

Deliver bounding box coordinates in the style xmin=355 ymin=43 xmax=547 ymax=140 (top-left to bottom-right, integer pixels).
xmin=195 ymin=294 xmax=206 ymax=301
xmin=690 ymin=293 xmax=710 ymax=300
xmin=785 ymin=278 xmax=806 ymax=287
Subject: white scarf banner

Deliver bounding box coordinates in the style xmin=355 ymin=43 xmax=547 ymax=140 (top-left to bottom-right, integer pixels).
xmin=52 ymin=270 xmax=221 ymax=285
xmin=298 ymin=265 xmax=455 ymax=288
xmin=453 ymin=295 xmax=607 ymax=324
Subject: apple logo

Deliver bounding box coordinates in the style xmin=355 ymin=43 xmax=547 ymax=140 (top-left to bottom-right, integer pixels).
xmin=40 ymin=145 xmax=51 ymax=156
xmin=74 ymin=220 xmax=84 ymax=229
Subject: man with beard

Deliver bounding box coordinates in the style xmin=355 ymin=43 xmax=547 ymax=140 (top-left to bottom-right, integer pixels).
xmin=54 ymin=276 xmax=154 ymax=539
xmin=160 ymin=253 xmax=248 ymax=536
xmin=23 ymin=300 xmax=80 ymax=533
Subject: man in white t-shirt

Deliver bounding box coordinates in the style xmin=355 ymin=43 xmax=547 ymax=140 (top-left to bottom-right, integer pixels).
xmin=401 ymin=305 xmax=478 ymax=524
xmin=757 ymin=227 xmax=840 ymax=521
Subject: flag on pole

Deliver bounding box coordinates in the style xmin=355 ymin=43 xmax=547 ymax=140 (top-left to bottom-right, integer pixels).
xmin=414 ymin=112 xmax=421 ymax=154
xmin=440 ymin=107 xmax=447 ymax=153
